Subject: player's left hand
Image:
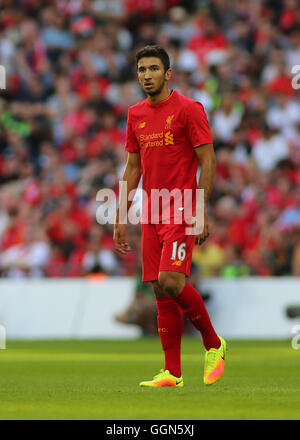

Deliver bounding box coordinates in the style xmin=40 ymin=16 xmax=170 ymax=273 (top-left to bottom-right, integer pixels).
xmin=194 ymin=210 xmax=210 ymax=246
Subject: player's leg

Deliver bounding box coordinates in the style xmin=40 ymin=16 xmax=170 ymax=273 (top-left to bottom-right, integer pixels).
xmin=158 ymin=270 xmax=226 ymax=385
xmin=157 ymin=224 xmax=226 ymax=385
xmin=139 ymin=280 xmax=184 ymax=387
xmin=158 ymin=270 xmax=220 ymax=350
xmin=152 ymin=281 xmax=183 ymax=379
xmin=139 ymin=224 xmax=184 ymax=387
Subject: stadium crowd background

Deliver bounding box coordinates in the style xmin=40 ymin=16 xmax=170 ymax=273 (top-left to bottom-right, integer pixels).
xmin=0 ymin=0 xmax=299 ymax=279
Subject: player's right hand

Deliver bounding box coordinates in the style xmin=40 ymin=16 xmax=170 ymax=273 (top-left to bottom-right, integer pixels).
xmin=113 ymin=223 xmax=131 ymax=255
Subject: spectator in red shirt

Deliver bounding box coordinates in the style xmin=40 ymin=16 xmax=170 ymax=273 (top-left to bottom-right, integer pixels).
xmin=187 ymin=15 xmax=228 ymax=65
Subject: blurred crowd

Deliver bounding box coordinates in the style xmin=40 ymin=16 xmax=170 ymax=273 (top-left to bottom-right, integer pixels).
xmin=0 ymin=0 xmax=299 ymax=278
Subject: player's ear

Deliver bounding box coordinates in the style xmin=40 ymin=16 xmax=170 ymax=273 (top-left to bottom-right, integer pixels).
xmin=165 ymin=68 xmax=172 ymax=81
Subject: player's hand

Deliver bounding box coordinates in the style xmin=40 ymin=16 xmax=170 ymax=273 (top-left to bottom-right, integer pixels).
xmin=113 ymin=223 xmax=131 ymax=255
xmin=194 ymin=210 xmax=210 ymax=246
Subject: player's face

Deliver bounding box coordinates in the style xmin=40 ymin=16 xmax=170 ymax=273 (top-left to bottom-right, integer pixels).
xmin=137 ymin=57 xmax=171 ymax=96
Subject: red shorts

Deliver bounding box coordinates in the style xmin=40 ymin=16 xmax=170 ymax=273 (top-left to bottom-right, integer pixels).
xmin=141 ymin=222 xmax=195 ymax=282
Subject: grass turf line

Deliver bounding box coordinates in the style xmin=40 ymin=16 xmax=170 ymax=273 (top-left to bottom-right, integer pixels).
xmin=0 ymin=338 xmax=299 ymax=420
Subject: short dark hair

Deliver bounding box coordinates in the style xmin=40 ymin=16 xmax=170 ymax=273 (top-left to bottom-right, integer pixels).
xmin=136 ymin=45 xmax=170 ymax=72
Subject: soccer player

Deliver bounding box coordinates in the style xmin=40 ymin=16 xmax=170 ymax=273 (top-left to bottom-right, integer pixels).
xmin=113 ymin=45 xmax=226 ymax=387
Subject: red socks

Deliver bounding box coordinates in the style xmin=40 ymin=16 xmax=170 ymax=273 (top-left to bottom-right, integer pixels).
xmin=156 ymin=283 xmax=219 ymax=378
xmin=156 ymin=296 xmax=184 ymax=378
xmin=174 ymin=282 xmax=220 ymax=351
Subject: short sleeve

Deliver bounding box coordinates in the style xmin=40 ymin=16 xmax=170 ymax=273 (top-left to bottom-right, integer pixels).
xmin=184 ymin=101 xmax=213 ymax=148
xmin=125 ymin=109 xmax=140 ymax=153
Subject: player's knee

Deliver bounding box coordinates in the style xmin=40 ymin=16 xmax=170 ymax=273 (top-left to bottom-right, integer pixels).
xmin=158 ymin=272 xmax=184 ymax=297
xmin=151 ymin=281 xmax=167 ymax=298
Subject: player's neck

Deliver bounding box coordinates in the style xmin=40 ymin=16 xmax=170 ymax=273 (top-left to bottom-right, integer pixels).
xmin=147 ymin=86 xmax=172 ymax=106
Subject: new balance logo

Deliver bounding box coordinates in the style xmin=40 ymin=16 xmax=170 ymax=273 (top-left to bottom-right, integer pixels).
xmin=139 ymin=121 xmax=146 ymax=128
xmin=172 ymin=260 xmax=182 ymax=266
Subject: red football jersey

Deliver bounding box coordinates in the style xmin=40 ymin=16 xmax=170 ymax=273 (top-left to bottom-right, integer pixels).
xmin=125 ymin=90 xmax=213 ymax=223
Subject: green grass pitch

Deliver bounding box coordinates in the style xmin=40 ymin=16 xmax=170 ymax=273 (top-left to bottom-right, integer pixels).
xmin=0 ymin=338 xmax=299 ymax=420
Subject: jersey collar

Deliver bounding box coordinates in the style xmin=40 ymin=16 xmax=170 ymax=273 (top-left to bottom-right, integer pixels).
xmin=146 ymin=89 xmax=176 ymax=108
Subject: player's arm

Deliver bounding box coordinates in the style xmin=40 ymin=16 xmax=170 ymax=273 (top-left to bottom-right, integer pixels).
xmin=194 ymin=142 xmax=216 ymax=245
xmin=114 ymin=152 xmax=142 ymax=255
xmin=194 ymin=143 xmax=216 ymax=204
